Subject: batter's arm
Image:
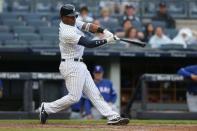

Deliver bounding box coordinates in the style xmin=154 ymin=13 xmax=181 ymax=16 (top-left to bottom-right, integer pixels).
xmin=82 ymin=23 xmax=104 ymax=33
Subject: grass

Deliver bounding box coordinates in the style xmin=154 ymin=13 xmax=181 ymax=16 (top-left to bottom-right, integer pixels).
xmin=0 ymin=119 xmax=197 ymax=131
xmin=0 ymin=119 xmax=197 ymax=125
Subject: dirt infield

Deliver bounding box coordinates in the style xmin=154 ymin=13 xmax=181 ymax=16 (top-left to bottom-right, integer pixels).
xmin=0 ymin=120 xmax=197 ymax=131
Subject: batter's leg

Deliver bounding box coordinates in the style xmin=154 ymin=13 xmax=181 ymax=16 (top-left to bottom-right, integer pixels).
xmin=43 ymin=65 xmax=86 ymax=114
xmin=82 ymin=69 xmax=120 ymax=120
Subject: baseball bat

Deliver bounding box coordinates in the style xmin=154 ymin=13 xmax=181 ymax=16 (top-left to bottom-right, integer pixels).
xmin=119 ymin=38 xmax=146 ymax=47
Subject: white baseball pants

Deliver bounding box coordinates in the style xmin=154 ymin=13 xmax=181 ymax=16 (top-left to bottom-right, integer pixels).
xmin=44 ymin=61 xmax=120 ymax=120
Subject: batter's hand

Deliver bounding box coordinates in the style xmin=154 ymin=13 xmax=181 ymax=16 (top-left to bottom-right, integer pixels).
xmin=103 ymin=29 xmax=113 ymax=38
xmin=106 ymin=35 xmax=120 ymax=44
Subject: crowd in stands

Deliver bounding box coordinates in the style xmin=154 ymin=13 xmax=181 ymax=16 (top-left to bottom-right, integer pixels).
xmin=0 ymin=0 xmax=197 ymax=49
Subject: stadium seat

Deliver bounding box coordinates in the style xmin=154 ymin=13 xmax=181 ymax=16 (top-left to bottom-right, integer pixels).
xmin=0 ymin=25 xmax=10 ymax=33
xmin=0 ymin=33 xmax=14 ymax=42
xmin=35 ymin=1 xmax=52 ymax=12
xmin=189 ymin=1 xmax=197 ymax=18
xmin=0 ymin=14 xmax=19 ymax=21
xmin=13 ymin=26 xmax=35 ymax=34
xmin=29 ymin=40 xmax=54 ymax=48
xmin=152 ymin=21 xmax=166 ymax=28
xmin=42 ymin=34 xmax=58 ymax=42
xmin=2 ymin=19 xmax=25 ymax=27
xmin=23 ymin=13 xmax=42 ymax=21
xmin=51 ymin=20 xmax=60 ymax=27
xmin=12 ymin=0 xmax=30 ymax=12
xmin=187 ymin=44 xmax=197 ymax=50
xmin=27 ymin=20 xmax=49 ymax=27
xmin=168 ymin=1 xmax=187 ymax=18
xmin=4 ymin=40 xmax=28 ymax=48
xmin=160 ymin=44 xmax=184 ymax=50
xmin=38 ymin=27 xmax=59 ymax=34
xmin=165 ymin=29 xmax=178 ymax=39
xmin=18 ymin=33 xmax=40 ymax=41
xmin=99 ymin=19 xmax=119 ymax=33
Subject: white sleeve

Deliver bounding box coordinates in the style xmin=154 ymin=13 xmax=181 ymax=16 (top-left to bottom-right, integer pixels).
xmin=76 ymin=20 xmax=85 ymax=30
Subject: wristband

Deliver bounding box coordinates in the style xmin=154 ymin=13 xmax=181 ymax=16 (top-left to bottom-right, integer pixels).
xmin=97 ymin=27 xmax=104 ymax=33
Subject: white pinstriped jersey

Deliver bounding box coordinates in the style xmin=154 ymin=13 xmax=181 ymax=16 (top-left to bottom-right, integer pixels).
xmin=59 ymin=20 xmax=85 ymax=59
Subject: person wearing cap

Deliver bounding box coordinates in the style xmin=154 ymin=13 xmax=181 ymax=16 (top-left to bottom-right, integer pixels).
xmin=39 ymin=4 xmax=129 ymax=125
xmin=178 ymin=65 xmax=197 ymax=112
xmin=122 ymin=4 xmax=142 ymax=30
xmin=77 ymin=6 xmax=94 ymax=23
xmin=84 ymin=65 xmax=118 ymax=119
xmin=152 ymin=1 xmax=176 ymax=28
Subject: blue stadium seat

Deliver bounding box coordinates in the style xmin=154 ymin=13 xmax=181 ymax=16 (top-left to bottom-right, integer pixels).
xmin=23 ymin=13 xmax=42 ymax=21
xmin=4 ymin=40 xmax=28 ymax=47
xmin=2 ymin=19 xmax=25 ymax=27
xmin=0 ymin=13 xmax=19 ymax=20
xmin=160 ymin=44 xmax=184 ymax=50
xmin=0 ymin=25 xmax=10 ymax=33
xmin=0 ymin=33 xmax=14 ymax=42
xmin=51 ymin=20 xmax=60 ymax=27
xmin=13 ymin=26 xmax=35 ymax=34
xmin=152 ymin=21 xmax=166 ymax=28
xmin=18 ymin=33 xmax=40 ymax=41
xmin=38 ymin=27 xmax=58 ymax=34
xmin=165 ymin=29 xmax=178 ymax=39
xmin=12 ymin=0 xmax=30 ymax=12
xmin=42 ymin=34 xmax=58 ymax=41
xmin=27 ymin=20 xmax=49 ymax=27
xmin=99 ymin=19 xmax=119 ymax=33
xmin=168 ymin=1 xmax=187 ymax=18
xmin=187 ymin=44 xmax=197 ymax=50
xmin=35 ymin=1 xmax=52 ymax=12
xmin=189 ymin=1 xmax=197 ymax=18
xmin=29 ymin=40 xmax=53 ymax=48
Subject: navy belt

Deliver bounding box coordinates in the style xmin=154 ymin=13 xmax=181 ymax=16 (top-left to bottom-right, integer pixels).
xmin=61 ymin=58 xmax=83 ymax=62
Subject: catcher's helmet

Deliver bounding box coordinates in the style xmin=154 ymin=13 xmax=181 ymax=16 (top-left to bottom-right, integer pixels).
xmin=60 ymin=4 xmax=79 ymax=17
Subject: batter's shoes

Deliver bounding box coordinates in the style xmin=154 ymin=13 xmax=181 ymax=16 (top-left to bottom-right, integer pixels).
xmin=107 ymin=117 xmax=129 ymax=125
xmin=39 ymin=103 xmax=48 ymax=124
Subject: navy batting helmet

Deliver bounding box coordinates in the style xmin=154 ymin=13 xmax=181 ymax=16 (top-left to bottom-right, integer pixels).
xmin=60 ymin=4 xmax=79 ymax=17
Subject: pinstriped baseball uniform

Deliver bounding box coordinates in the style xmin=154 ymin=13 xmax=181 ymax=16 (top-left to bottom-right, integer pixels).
xmin=43 ymin=20 xmax=120 ymax=120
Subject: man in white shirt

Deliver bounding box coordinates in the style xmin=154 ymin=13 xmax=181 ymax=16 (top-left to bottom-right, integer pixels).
xmin=39 ymin=4 xmax=129 ymax=126
xmin=149 ymin=26 xmax=171 ymax=48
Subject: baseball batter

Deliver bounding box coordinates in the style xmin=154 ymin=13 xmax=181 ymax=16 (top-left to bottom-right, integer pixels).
xmin=39 ymin=4 xmax=129 ymax=125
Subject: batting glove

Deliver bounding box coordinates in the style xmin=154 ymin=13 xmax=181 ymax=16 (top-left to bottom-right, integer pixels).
xmin=103 ymin=29 xmax=113 ymax=38
xmin=106 ymin=35 xmax=119 ymax=44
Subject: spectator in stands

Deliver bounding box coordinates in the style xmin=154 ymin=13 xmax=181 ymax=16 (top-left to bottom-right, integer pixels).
xmin=0 ymin=80 xmax=3 ymax=99
xmin=122 ymin=4 xmax=142 ymax=29
xmin=172 ymin=28 xmax=193 ymax=48
xmin=144 ymin=23 xmax=155 ymax=42
xmin=77 ymin=6 xmax=94 ymax=23
xmin=178 ymin=65 xmax=197 ymax=112
xmin=137 ymin=31 xmax=145 ymax=42
xmin=98 ymin=7 xmax=118 ymax=32
xmin=116 ymin=19 xmax=133 ymax=38
xmin=149 ymin=26 xmax=171 ymax=48
xmin=84 ymin=65 xmax=117 ymax=119
xmin=152 ymin=1 xmax=176 ymax=28
xmin=125 ymin=27 xmax=138 ymax=40
xmin=70 ymin=98 xmax=85 ymax=119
